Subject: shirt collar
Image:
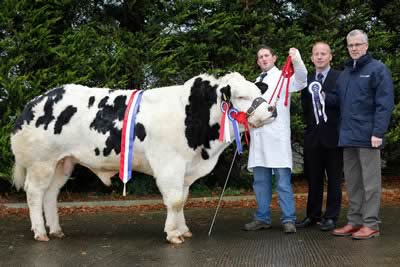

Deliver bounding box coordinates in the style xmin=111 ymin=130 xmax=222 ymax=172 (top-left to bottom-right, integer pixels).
xmin=316 ymin=66 xmax=330 ymax=79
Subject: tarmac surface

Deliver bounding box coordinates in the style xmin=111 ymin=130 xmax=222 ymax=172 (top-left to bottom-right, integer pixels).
xmin=1 ymin=203 xmax=400 ymax=266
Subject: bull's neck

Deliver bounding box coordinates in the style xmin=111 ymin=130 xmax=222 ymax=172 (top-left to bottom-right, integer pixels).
xmin=210 ymin=96 xmax=225 ymax=125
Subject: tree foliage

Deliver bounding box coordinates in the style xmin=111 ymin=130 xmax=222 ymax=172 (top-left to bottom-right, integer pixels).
xmin=0 ymin=0 xmax=399 ymax=187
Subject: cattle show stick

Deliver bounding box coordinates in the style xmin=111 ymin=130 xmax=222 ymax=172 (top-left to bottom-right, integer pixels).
xmin=208 ymin=148 xmax=238 ymax=236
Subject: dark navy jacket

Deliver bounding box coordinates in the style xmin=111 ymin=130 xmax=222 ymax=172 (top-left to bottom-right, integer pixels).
xmin=327 ymin=53 xmax=394 ymax=148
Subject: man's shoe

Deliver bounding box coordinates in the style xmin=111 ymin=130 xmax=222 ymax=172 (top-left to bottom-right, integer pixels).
xmin=332 ymin=224 xmax=362 ymax=236
xmin=283 ymin=222 xmax=296 ymax=233
xmin=352 ymin=226 xmax=380 ymax=240
xmin=295 ymin=217 xmax=316 ymax=228
xmin=320 ymin=219 xmax=336 ymax=231
xmin=243 ymin=220 xmax=271 ymax=231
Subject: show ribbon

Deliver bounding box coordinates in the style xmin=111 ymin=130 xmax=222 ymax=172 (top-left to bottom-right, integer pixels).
xmin=228 ymin=108 xmax=242 ymax=154
xmin=218 ymin=101 xmax=231 ymax=143
xmin=308 ymin=81 xmax=327 ymax=124
xmin=230 ymin=111 xmax=249 ymax=145
xmin=119 ymin=90 xmax=144 ymax=196
xmin=218 ymin=101 xmax=250 ymax=154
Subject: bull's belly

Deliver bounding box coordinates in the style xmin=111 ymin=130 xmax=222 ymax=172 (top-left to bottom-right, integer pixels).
xmin=77 ymin=151 xmax=154 ymax=178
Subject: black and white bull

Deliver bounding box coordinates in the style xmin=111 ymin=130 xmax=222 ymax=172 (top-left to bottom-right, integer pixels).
xmin=11 ymin=72 xmax=272 ymax=244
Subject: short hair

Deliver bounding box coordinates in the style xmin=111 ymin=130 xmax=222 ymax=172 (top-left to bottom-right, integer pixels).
xmin=312 ymin=41 xmax=332 ymax=54
xmin=256 ymin=45 xmax=276 ymax=57
xmin=347 ymin=29 xmax=368 ymax=44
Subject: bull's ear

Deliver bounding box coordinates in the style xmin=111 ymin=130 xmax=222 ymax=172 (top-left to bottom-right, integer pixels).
xmin=255 ymin=82 xmax=268 ymax=94
xmin=220 ymin=85 xmax=231 ymax=102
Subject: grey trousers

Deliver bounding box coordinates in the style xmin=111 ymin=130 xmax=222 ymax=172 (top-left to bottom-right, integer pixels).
xmin=343 ymin=148 xmax=381 ymax=230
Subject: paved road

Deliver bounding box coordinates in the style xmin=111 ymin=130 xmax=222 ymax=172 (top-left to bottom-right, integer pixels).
xmin=1 ymin=207 xmax=399 ymax=266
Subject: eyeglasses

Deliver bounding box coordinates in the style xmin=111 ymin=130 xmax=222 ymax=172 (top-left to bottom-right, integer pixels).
xmin=347 ymin=43 xmax=366 ymax=49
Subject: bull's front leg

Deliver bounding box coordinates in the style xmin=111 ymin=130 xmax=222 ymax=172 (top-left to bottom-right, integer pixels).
xmin=176 ymin=185 xmax=192 ymax=238
xmin=162 ymin=186 xmax=193 ymax=243
xmin=153 ymin=158 xmax=190 ymax=244
xmin=159 ymin=182 xmax=189 ymax=244
xmin=165 ymin=184 xmax=193 ymax=242
xmin=149 ymin=147 xmax=196 ymax=244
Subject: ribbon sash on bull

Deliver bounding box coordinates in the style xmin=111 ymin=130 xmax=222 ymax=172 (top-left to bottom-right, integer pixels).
xmin=308 ymin=81 xmax=327 ymax=124
xmin=119 ymin=90 xmax=144 ymax=196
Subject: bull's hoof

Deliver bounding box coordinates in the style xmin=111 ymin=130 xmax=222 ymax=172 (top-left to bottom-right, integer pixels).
xmin=35 ymin=234 xmax=50 ymax=242
xmin=167 ymin=236 xmax=184 ymax=244
xmin=183 ymin=231 xmax=193 ymax=238
xmin=50 ymin=231 xmax=65 ymax=239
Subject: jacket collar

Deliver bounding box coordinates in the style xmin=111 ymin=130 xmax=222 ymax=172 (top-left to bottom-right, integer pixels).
xmin=344 ymin=53 xmax=372 ymax=71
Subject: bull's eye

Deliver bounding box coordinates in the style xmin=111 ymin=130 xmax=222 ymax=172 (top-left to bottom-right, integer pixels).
xmin=237 ymin=96 xmax=250 ymax=101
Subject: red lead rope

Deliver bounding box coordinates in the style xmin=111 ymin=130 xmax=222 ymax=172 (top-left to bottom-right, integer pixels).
xmin=268 ymin=56 xmax=294 ymax=107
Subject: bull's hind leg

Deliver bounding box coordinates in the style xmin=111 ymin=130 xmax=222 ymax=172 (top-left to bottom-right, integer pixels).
xmin=43 ymin=158 xmax=74 ymax=239
xmin=25 ymin=161 xmax=57 ymax=241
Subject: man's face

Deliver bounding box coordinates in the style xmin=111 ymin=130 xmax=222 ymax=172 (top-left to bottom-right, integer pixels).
xmin=311 ymin=43 xmax=332 ymax=70
xmin=257 ymin=48 xmax=277 ymax=72
xmin=347 ymin=34 xmax=368 ymax=60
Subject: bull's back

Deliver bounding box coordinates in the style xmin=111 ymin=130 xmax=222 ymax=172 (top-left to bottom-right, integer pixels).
xmin=11 ymin=85 xmax=131 ymax=164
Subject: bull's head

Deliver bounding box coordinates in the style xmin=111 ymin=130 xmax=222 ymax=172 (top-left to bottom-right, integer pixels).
xmin=219 ymin=72 xmax=274 ymax=129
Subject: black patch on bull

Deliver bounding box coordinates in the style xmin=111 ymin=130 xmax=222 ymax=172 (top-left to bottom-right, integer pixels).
xmin=12 ymin=86 xmax=66 ymax=134
xmin=184 ymin=77 xmax=220 ymax=153
xmin=255 ymin=82 xmax=268 ymax=94
xmin=220 ymin=85 xmax=231 ymax=102
xmin=201 ymin=149 xmax=209 ymax=160
xmin=94 ymin=148 xmax=100 ymax=156
xmin=54 ymin=105 xmax=77 ymax=134
xmin=89 ymin=94 xmax=128 ymax=156
xmin=135 ymin=123 xmax=146 ymax=141
xmin=88 ymin=96 xmax=95 ymax=108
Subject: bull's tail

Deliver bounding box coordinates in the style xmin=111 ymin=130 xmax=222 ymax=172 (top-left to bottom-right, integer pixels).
xmin=13 ymin=162 xmax=26 ymax=191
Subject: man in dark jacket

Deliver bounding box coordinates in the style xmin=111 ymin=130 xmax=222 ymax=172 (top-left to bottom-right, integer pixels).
xmin=297 ymin=42 xmax=343 ymax=231
xmin=328 ymin=29 xmax=394 ymax=240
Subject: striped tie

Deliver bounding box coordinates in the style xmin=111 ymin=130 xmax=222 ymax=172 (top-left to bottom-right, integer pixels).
xmin=317 ymin=73 xmax=324 ymax=83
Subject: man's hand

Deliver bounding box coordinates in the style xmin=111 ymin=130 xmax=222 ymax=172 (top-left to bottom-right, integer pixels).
xmin=371 ymin=136 xmax=382 ymax=148
xmin=288 ymin=47 xmax=302 ymax=65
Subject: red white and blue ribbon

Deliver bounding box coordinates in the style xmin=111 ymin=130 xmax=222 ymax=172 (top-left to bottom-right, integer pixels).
xmin=228 ymin=108 xmax=242 ymax=153
xmin=119 ymin=90 xmax=144 ymax=196
xmin=218 ymin=101 xmax=249 ymax=154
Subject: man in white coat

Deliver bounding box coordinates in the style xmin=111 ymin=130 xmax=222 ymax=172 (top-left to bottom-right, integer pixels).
xmin=244 ymin=45 xmax=308 ymax=233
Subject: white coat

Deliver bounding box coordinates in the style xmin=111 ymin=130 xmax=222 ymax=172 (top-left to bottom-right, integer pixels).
xmin=248 ymin=62 xmax=307 ymax=171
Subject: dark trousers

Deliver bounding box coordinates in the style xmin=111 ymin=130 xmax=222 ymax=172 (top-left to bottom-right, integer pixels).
xmin=304 ymin=146 xmax=343 ymax=221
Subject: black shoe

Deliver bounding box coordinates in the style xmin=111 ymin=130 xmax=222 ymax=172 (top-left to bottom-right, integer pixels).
xmin=295 ymin=217 xmax=317 ymax=228
xmin=320 ymin=218 xmax=335 ymax=231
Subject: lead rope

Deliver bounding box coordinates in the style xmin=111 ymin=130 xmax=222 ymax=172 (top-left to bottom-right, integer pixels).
xmin=208 ymin=145 xmax=239 ymax=236
xmin=268 ymin=56 xmax=294 ymax=108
